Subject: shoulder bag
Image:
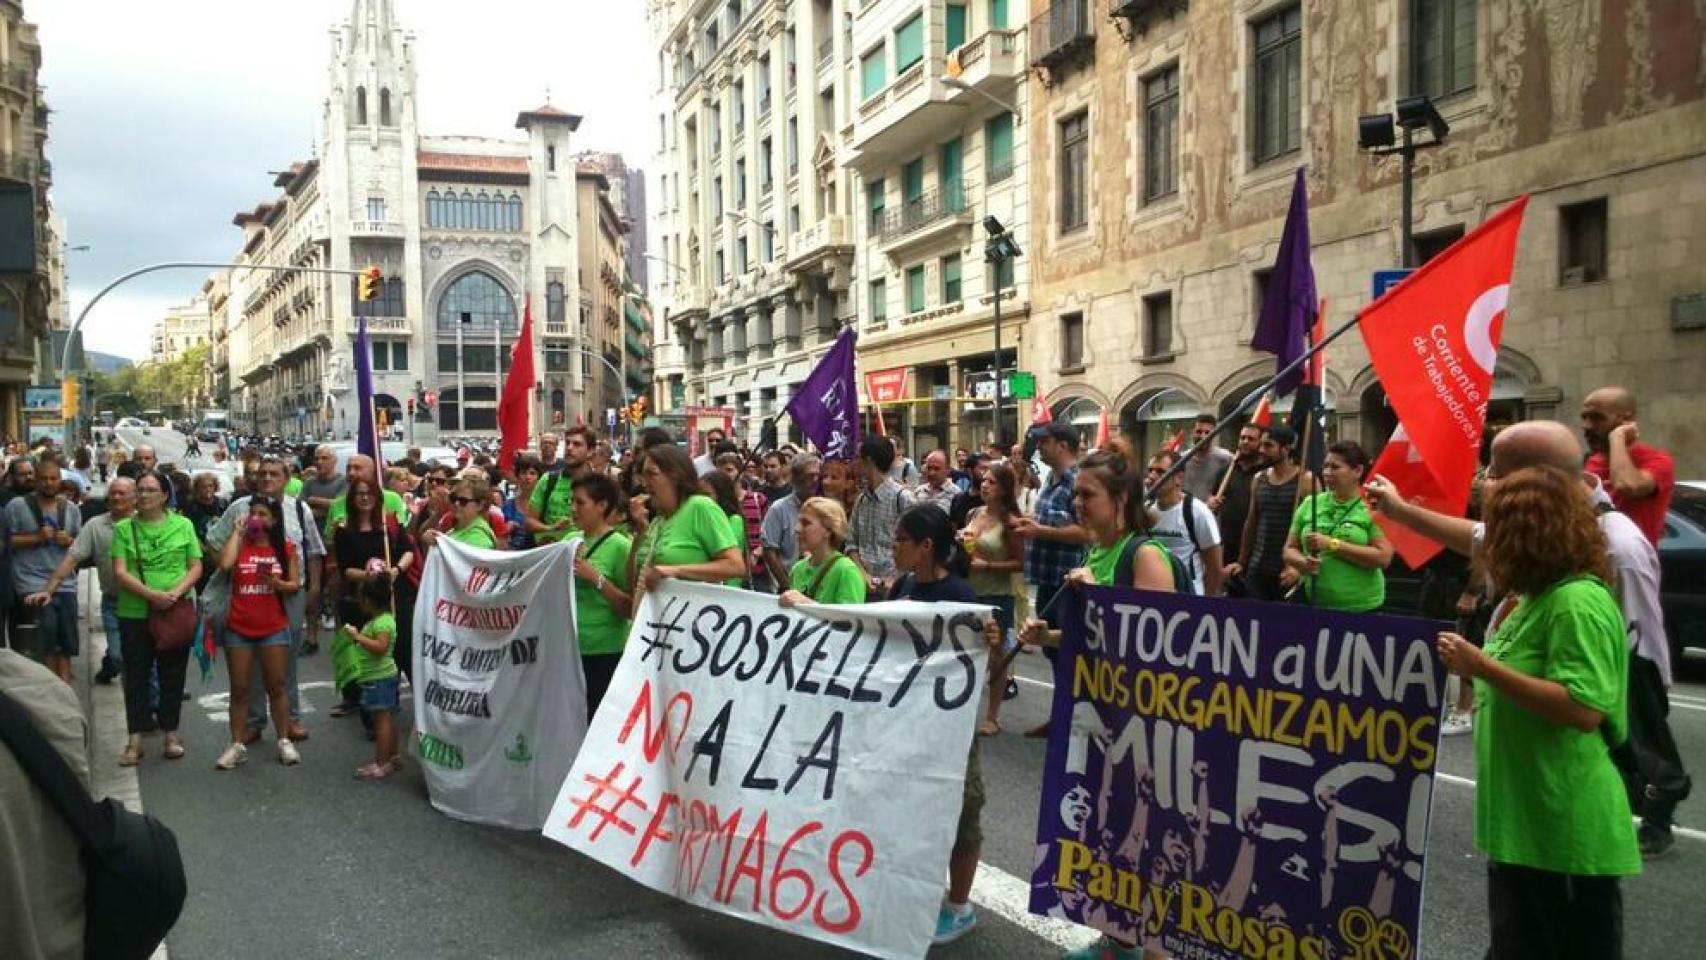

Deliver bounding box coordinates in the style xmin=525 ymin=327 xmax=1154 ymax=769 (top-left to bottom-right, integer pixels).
xmin=131 ymin=524 xmax=197 ymax=653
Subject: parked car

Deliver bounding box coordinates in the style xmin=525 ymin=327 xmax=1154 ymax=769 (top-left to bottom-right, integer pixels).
xmin=1660 ymin=482 xmax=1706 ymax=664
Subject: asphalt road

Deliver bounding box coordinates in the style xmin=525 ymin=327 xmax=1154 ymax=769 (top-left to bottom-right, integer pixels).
xmin=116 ymin=622 xmax=1706 ymax=959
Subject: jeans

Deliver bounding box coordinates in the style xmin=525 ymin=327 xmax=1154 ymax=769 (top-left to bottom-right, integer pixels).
xmin=120 ymin=618 xmax=188 ymax=734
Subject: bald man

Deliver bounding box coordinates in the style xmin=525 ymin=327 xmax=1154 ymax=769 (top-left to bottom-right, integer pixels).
xmin=912 ymin=450 xmax=959 ymax=513
xmin=1581 ymin=387 xmax=1675 ymax=545
xmin=1368 ymin=419 xmax=1690 ymax=858
xmin=321 ymin=453 xmax=409 ymax=537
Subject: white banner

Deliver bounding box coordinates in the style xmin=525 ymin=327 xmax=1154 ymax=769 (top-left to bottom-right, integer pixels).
xmin=542 ymin=580 xmax=989 ymax=959
xmin=414 ymin=537 xmax=588 ymax=830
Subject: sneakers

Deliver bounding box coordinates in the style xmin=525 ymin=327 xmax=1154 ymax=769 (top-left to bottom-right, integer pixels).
xmin=1639 ymin=822 xmax=1676 ymax=859
xmin=1062 ymin=935 xmax=1144 ymax=960
xmin=320 ymin=612 xmax=337 ymax=630
xmin=1440 ymin=711 xmax=1473 ymax=737
xmin=932 ymin=903 xmax=978 ymax=945
xmin=94 ymin=662 xmax=120 ymax=685
xmin=215 ymin=742 xmax=249 ymax=770
xmin=277 ymin=739 xmax=301 ymax=766
xmin=1004 ymin=678 xmax=1020 ymax=701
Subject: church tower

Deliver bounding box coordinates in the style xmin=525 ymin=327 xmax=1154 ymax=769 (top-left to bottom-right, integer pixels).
xmin=321 ymin=0 xmax=424 ymax=432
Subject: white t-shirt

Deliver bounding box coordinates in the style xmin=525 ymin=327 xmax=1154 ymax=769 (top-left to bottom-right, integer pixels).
xmin=1150 ymin=494 xmax=1221 ymax=594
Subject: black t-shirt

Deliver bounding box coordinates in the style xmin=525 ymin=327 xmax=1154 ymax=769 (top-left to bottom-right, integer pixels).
xmin=332 ymin=523 xmax=412 ymax=623
xmin=887 ymin=571 xmax=979 ymax=604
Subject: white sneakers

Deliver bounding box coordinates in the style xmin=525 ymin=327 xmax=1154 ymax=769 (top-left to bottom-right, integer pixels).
xmin=216 ymin=739 xmax=302 ymax=768
xmin=1441 ymin=711 xmax=1473 ymax=736
xmin=215 ymin=742 xmax=248 ymax=770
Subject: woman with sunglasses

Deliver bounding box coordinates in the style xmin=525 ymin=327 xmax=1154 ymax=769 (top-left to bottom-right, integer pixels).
xmin=445 ymin=475 xmax=498 ymax=549
xmin=110 ymin=470 xmax=203 ymax=765
xmin=631 ymin=444 xmax=744 ymax=596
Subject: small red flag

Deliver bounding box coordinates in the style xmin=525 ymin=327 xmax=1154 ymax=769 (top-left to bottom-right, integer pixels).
xmin=1094 ymin=408 xmax=1110 ymax=449
xmin=1162 ymin=429 xmax=1185 ymax=454
xmin=497 ymin=297 xmax=537 ymax=476
xmin=1369 ymin=426 xmax=1460 ymax=567
xmin=1031 ymin=398 xmax=1053 ymax=425
xmin=873 ymin=404 xmax=887 ymax=437
xmin=1250 ymin=393 xmax=1274 ymax=430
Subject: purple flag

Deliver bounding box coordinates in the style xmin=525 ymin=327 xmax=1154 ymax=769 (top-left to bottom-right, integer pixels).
xmin=784 ymin=326 xmax=861 ymax=460
xmin=1252 ymin=167 xmax=1316 ymax=397
xmin=354 ymin=315 xmax=384 ymax=470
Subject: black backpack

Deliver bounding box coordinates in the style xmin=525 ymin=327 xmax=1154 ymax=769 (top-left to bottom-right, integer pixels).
xmin=0 ymin=688 xmax=186 ymax=960
xmin=1113 ymin=536 xmax=1198 ymax=596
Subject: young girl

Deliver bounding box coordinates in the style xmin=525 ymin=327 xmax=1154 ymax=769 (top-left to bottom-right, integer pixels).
xmin=344 ymin=573 xmax=402 ymax=780
xmin=215 ymin=495 xmax=302 ymax=769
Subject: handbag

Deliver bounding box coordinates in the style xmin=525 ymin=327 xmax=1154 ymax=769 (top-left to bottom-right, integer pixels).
xmin=131 ymin=524 xmax=198 ymax=653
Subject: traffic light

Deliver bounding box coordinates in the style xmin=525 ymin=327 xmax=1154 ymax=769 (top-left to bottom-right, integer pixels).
xmin=407 ymin=397 xmax=416 ymax=416
xmin=62 ymin=378 xmax=79 ymax=419
xmin=358 ymin=265 xmax=382 ymax=302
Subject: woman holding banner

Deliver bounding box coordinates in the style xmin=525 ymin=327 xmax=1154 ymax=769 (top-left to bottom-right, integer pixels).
xmin=1281 ymin=441 xmax=1391 ymax=612
xmin=445 ymin=475 xmax=499 ymax=549
xmin=778 ymin=497 xmax=863 ymax=605
xmin=569 ymin=473 xmax=634 ymax=719
xmin=632 ymin=444 xmax=745 ymax=595
xmin=1435 ymin=465 xmax=1638 ymax=958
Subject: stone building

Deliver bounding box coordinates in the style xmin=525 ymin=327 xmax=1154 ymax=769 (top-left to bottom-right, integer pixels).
xmin=847 ymin=0 xmax=1031 ymax=451
xmin=0 ymin=0 xmax=58 ymax=439
xmin=576 ymin=165 xmax=633 ymax=420
xmin=149 ymin=295 xmax=212 ymax=366
xmin=1024 ymin=0 xmax=1706 ymax=473
xmin=224 ymin=0 xmax=639 ymax=442
xmin=578 ymin=150 xmax=651 ymax=292
xmin=648 ymin=0 xmax=860 ymax=445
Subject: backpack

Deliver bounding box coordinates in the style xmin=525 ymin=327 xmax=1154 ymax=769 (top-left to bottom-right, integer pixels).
xmin=1113 ymin=536 xmax=1197 ymax=596
xmin=1162 ymin=492 xmax=1204 ymax=583
xmin=0 ymin=689 xmax=187 ymax=960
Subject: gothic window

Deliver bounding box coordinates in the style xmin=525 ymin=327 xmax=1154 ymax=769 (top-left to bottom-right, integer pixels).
xmin=509 ymin=194 xmax=524 ymax=231
xmin=436 ymin=270 xmax=516 ymax=333
xmin=355 ymin=87 xmax=368 ymax=125
xmin=426 ymin=190 xmax=442 ymax=227
xmin=379 ymin=88 xmax=393 ymax=126
xmin=460 ymin=191 xmax=475 ymax=230
xmin=547 ymin=281 xmax=566 ymax=326
xmin=477 ymin=191 xmax=492 ymax=230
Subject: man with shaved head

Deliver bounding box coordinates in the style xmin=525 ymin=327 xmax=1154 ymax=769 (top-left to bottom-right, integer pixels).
xmin=912 ymin=449 xmax=959 ymax=513
xmin=1368 ymin=418 xmax=1691 ymax=858
xmin=1581 ymin=386 xmax=1675 ymax=545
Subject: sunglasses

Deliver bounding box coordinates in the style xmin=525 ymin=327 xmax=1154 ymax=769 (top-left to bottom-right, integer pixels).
xmin=450 ymin=495 xmax=479 ymax=506
xmin=427 ymin=477 xmax=448 ymax=486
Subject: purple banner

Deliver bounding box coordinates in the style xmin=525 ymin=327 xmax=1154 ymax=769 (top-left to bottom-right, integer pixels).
xmin=1030 ymin=586 xmax=1445 ymax=960
xmin=783 ymin=326 xmax=860 ymax=460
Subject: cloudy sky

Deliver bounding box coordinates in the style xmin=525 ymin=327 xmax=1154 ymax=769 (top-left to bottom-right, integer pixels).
xmin=34 ymin=0 xmax=654 ymax=360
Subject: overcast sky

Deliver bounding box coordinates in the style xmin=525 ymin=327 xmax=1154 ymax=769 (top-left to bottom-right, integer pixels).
xmin=34 ymin=0 xmax=654 ymax=360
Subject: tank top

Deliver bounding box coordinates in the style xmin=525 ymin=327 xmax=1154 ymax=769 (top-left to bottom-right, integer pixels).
xmin=1249 ymin=470 xmax=1301 ymax=577
xmin=965 ymin=510 xmax=1016 ymax=597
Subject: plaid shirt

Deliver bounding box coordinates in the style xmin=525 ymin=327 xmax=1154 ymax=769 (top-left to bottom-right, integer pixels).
xmin=1026 ymin=465 xmax=1085 ymax=585
xmin=849 ymin=477 xmax=913 ymax=582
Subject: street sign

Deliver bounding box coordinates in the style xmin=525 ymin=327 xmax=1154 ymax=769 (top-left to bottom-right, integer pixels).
xmin=932 ymin=385 xmax=954 ymax=401
xmin=1007 ymin=371 xmax=1036 ymax=400
xmin=866 ymin=367 xmax=910 ymax=403
xmin=1372 ymin=268 xmax=1415 ymax=300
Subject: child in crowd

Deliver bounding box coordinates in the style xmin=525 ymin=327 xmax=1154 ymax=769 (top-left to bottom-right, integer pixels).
xmin=344 ymin=572 xmax=401 ymax=780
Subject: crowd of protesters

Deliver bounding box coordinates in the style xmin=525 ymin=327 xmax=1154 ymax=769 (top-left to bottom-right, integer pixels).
xmin=0 ymin=379 xmax=1690 ymax=959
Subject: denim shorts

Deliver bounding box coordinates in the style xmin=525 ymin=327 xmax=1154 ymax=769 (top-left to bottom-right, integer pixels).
xmin=360 ymin=674 xmax=401 ymax=713
xmin=224 ymin=628 xmax=292 ymax=649
xmin=27 ymin=593 xmax=81 ymax=657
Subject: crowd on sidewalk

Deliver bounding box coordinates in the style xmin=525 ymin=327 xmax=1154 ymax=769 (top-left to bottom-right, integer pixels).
xmin=0 ymin=384 xmax=1692 ymax=959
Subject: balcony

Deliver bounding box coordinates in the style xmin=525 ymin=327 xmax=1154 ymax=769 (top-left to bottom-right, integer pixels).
xmin=876 ymin=183 xmax=975 ymax=252
xmin=785 ymin=214 xmax=853 ymax=269
xmin=0 ymin=65 xmax=31 ymax=98
xmin=0 ymin=152 xmax=35 ymax=184
xmin=817 ymin=38 xmax=834 ymax=74
xmin=361 ymin=316 xmax=410 ymax=334
xmin=1031 ymin=0 xmax=1096 ymax=85
xmin=852 ymin=30 xmax=1025 ymax=164
xmin=351 ymin=219 xmax=405 ymax=238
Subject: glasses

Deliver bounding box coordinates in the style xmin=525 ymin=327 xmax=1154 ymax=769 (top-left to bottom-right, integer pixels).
xmin=450 ymin=495 xmax=479 ymax=507
xmin=137 ymin=486 xmax=162 ymax=496
xmin=427 ymin=477 xmax=448 ymax=486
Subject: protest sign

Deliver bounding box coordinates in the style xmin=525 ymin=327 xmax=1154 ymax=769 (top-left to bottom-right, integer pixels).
xmin=1031 ymin=586 xmax=1445 ymax=960
xmin=414 ymin=537 xmax=589 ymax=830
xmin=543 ymin=580 xmax=989 ymax=959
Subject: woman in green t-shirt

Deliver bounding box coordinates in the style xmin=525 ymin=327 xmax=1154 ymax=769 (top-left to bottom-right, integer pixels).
xmin=569 ymin=473 xmax=634 ymax=719
xmin=631 ymin=444 xmax=745 ymax=595
xmin=1283 ymin=440 xmax=1392 ymax=612
xmin=1435 ymin=465 xmax=1638 ymax=957
xmin=698 ymin=469 xmax=751 ymax=588
xmin=780 ymin=497 xmax=864 ymax=605
xmin=110 ymin=470 xmax=204 ymax=766
xmin=445 ymin=474 xmax=498 ymax=549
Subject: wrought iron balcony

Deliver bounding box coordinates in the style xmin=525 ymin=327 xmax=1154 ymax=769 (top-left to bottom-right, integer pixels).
xmin=1031 ymin=0 xmax=1095 ymax=81
xmin=875 ymin=183 xmax=974 ymax=244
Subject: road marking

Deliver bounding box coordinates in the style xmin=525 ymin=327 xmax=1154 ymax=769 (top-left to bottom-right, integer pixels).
xmin=197 ymin=680 xmax=333 ymax=723
xmin=969 ymin=859 xmax=1101 ymax=951
xmin=1013 ymin=675 xmax=1053 ymax=691
xmin=1434 ymin=770 xmax=1705 ymax=842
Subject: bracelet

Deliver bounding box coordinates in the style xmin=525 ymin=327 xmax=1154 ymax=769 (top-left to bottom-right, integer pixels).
xmin=1327 ymin=537 xmax=1342 ymax=554
xmin=594 ymin=575 xmax=607 ymax=592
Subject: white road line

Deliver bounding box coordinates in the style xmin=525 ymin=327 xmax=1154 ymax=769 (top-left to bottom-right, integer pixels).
xmin=1671 ymin=700 xmax=1706 ymax=714
xmin=1013 ymin=675 xmax=1054 ymax=691
xmin=969 ymin=859 xmax=1101 ymax=952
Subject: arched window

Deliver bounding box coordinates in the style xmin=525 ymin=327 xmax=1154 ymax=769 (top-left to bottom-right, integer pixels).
xmin=426 ymin=189 xmax=440 ymax=227
xmin=507 ymin=194 xmax=522 ymax=232
xmin=477 ymin=191 xmax=491 ymax=231
xmin=379 ymin=88 xmax=393 ymax=126
xmin=436 ymin=269 xmax=516 ymax=333
xmin=355 ymin=86 xmax=368 ymax=125
xmin=460 ymin=191 xmax=475 ymax=230
xmin=546 ymin=281 xmax=566 ymax=326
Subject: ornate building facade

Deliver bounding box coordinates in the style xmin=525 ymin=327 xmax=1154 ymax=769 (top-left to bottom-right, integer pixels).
xmin=0 ymin=0 xmax=58 ymax=439
xmin=225 ymin=0 xmax=638 ymax=441
xmin=1023 ymin=0 xmax=1706 ymax=471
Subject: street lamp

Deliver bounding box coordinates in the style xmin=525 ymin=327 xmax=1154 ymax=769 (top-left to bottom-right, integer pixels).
xmin=983 ymin=215 xmax=1022 ymax=447
xmin=1358 ymin=95 xmax=1449 ymax=268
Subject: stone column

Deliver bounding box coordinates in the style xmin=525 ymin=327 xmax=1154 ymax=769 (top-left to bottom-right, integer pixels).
xmin=730 ymin=309 xmax=748 ymax=365
xmin=946 ymin=360 xmax=963 ymax=451
xmin=707 ymin=317 xmax=725 ymax=372
xmin=782 ymin=296 xmax=803 ymax=352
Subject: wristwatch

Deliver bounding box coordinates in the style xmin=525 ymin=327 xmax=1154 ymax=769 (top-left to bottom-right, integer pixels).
xmin=594 ymin=574 xmax=607 ymax=592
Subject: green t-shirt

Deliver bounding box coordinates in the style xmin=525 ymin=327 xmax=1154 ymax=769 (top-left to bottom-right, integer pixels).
xmin=448 ymin=518 xmax=497 ymax=549
xmin=1291 ymin=492 xmax=1384 ymax=612
xmin=323 ymin=489 xmax=409 ymax=538
xmin=528 ymin=471 xmax=578 ymax=543
xmin=638 ymin=494 xmax=741 ymax=575
xmin=355 ymin=612 xmax=399 ymax=682
xmin=1084 ymin=533 xmax=1178 ymax=591
xmin=789 ymin=553 xmax=865 ymax=604
xmin=576 ymin=530 xmax=633 ymax=656
xmin=109 ymin=514 xmax=201 ymax=620
xmin=1474 ymin=576 xmax=1639 ymax=876
xmin=284 ymin=477 xmax=303 ymax=497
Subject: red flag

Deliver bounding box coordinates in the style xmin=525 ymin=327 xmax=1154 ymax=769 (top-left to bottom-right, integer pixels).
xmin=1305 ymin=300 xmax=1327 ymax=388
xmin=1031 ymin=398 xmax=1053 ymax=425
xmin=1094 ymin=408 xmax=1110 ymax=449
xmin=1369 ymin=426 xmax=1459 ymax=566
xmin=872 ymin=404 xmax=887 ymax=437
xmin=1162 ymin=429 xmax=1185 ymax=454
xmin=1250 ymin=393 xmax=1274 ymax=429
xmin=1359 ymin=196 xmax=1528 ymax=565
xmin=497 ymin=297 xmax=537 ymax=475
